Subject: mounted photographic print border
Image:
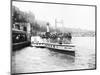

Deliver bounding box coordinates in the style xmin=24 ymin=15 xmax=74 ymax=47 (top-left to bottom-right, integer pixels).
xmin=11 ymin=0 xmax=97 ymax=74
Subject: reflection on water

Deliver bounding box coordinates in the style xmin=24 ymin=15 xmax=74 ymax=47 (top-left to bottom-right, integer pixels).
xmin=73 ymin=37 xmax=95 ymax=69
xmin=12 ymin=37 xmax=95 ymax=73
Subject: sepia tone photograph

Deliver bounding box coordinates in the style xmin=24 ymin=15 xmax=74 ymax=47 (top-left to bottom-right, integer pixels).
xmin=11 ymin=0 xmax=96 ymax=74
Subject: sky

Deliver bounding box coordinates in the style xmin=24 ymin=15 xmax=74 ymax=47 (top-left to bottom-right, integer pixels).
xmin=12 ymin=1 xmax=95 ymax=31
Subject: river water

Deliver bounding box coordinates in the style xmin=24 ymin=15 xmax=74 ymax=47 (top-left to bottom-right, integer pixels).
xmin=12 ymin=37 xmax=96 ymax=73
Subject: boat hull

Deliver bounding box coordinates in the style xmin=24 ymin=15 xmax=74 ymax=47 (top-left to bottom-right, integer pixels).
xmin=46 ymin=47 xmax=75 ymax=56
xmin=32 ymin=42 xmax=75 ymax=56
xmin=48 ymin=47 xmax=75 ymax=56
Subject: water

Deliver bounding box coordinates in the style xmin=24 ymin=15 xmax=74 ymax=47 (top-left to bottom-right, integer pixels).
xmin=12 ymin=37 xmax=95 ymax=73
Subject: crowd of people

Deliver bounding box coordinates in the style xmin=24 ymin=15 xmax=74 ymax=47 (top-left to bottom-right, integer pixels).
xmin=39 ymin=32 xmax=72 ymax=44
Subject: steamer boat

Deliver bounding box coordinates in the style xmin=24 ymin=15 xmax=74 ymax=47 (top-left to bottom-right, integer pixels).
xmin=31 ymin=20 xmax=75 ymax=56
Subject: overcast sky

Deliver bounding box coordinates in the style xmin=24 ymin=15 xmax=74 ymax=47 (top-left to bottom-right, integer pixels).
xmin=12 ymin=1 xmax=95 ymax=31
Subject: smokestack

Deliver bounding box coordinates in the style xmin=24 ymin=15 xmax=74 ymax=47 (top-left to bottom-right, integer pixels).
xmin=46 ymin=22 xmax=49 ymax=32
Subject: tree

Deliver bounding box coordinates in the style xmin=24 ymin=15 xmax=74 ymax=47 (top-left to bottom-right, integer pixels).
xmin=12 ymin=6 xmax=35 ymax=23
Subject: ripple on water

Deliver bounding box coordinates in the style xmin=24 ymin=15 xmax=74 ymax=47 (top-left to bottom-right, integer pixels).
xmin=12 ymin=37 xmax=95 ymax=73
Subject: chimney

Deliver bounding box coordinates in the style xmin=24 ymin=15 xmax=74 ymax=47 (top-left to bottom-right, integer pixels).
xmin=46 ymin=22 xmax=49 ymax=32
